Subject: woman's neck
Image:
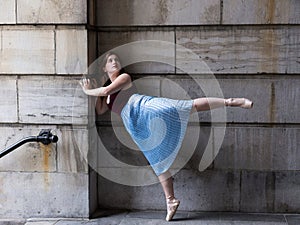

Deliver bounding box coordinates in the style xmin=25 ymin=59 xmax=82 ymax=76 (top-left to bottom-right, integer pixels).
xmin=108 ymin=71 xmax=120 ymax=82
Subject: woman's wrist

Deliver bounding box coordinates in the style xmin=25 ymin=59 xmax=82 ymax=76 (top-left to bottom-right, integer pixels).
xmin=84 ymin=87 xmax=106 ymax=96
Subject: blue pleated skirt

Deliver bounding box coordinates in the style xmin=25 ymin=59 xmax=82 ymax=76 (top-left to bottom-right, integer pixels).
xmin=121 ymin=94 xmax=193 ymax=176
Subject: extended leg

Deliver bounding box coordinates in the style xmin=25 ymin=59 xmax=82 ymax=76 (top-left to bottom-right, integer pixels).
xmin=158 ymin=170 xmax=180 ymax=221
xmin=191 ymin=97 xmax=253 ymax=113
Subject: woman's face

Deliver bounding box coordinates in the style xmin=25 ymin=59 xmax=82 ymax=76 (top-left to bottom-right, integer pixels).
xmin=103 ymin=54 xmax=121 ymax=76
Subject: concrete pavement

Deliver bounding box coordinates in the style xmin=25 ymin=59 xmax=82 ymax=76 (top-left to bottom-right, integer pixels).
xmin=2 ymin=210 xmax=300 ymax=225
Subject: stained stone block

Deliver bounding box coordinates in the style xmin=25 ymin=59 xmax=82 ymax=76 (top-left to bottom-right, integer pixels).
xmin=214 ymin=127 xmax=300 ymax=171
xmin=56 ymin=29 xmax=88 ymax=74
xmin=17 ymin=0 xmax=87 ymax=24
xmin=96 ymin=0 xmax=220 ymax=26
xmin=0 ymin=77 xmax=17 ymax=122
xmin=57 ymin=127 xmax=89 ymax=173
xmin=0 ymin=29 xmax=55 ymax=74
xmin=176 ymin=26 xmax=300 ymax=74
xmin=0 ymin=0 xmax=16 ymax=24
xmin=98 ymin=31 xmax=175 ymax=74
xmin=0 ymin=126 xmax=56 ymax=172
xmin=0 ymin=172 xmax=89 ymax=219
xmin=223 ymin=0 xmax=300 ymax=24
xmin=18 ymin=76 xmax=88 ymax=125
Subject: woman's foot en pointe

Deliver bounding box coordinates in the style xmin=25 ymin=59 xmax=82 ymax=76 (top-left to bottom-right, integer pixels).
xmin=225 ymin=98 xmax=253 ymax=109
xmin=166 ymin=198 xmax=180 ymax=221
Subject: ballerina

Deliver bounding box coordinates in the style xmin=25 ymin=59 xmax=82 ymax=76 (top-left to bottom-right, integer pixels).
xmin=80 ymin=52 xmax=253 ymax=221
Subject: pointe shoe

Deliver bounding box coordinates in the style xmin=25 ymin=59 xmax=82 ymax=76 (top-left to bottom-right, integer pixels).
xmin=166 ymin=198 xmax=180 ymax=221
xmin=225 ymin=98 xmax=253 ymax=109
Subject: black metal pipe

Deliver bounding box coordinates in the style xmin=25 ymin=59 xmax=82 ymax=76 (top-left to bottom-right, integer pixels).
xmin=0 ymin=129 xmax=58 ymax=159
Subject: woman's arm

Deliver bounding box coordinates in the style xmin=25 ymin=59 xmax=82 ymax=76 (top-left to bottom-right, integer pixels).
xmin=80 ymin=73 xmax=132 ymax=97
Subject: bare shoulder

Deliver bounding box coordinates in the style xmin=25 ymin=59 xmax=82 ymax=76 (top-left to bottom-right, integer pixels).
xmin=120 ymin=73 xmax=132 ymax=81
xmin=120 ymin=73 xmax=132 ymax=90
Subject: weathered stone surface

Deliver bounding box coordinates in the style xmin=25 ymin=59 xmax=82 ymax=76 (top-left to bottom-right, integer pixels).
xmin=18 ymin=76 xmax=88 ymax=124
xmin=98 ymin=173 xmax=165 ymax=209
xmin=241 ymin=171 xmax=276 ymax=212
xmin=214 ymin=127 xmax=300 ymax=171
xmin=275 ymin=171 xmax=300 ymax=212
xmin=56 ymin=29 xmax=88 ymax=74
xmin=98 ymin=169 xmax=240 ymax=212
xmin=0 ymin=29 xmax=55 ymax=74
xmin=57 ymin=126 xmax=88 ymax=173
xmin=0 ymin=77 xmax=18 ymax=122
xmin=0 ymin=0 xmax=16 ymax=24
xmin=223 ymin=0 xmax=300 ymax=24
xmin=241 ymin=171 xmax=300 ymax=213
xmin=98 ymin=31 xmax=175 ymax=74
xmin=0 ymin=126 xmax=57 ymax=172
xmin=176 ymin=26 xmax=300 ymax=74
xmin=0 ymin=172 xmax=89 ymax=219
xmin=17 ymin=0 xmax=87 ymax=24
xmin=96 ymin=0 xmax=220 ymax=26
xmin=174 ymin=167 xmax=240 ymax=212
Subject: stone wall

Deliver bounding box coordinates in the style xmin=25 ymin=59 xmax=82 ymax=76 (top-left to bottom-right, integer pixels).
xmin=94 ymin=0 xmax=300 ymax=213
xmin=0 ymin=0 xmax=89 ymax=219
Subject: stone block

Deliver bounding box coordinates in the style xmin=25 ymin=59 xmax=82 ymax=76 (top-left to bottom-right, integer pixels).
xmin=176 ymin=26 xmax=300 ymax=74
xmin=0 ymin=126 xmax=56 ymax=172
xmin=18 ymin=76 xmax=88 ymax=125
xmin=0 ymin=76 xmax=18 ymax=122
xmin=275 ymin=171 xmax=300 ymax=212
xmin=0 ymin=125 xmax=89 ymax=173
xmin=0 ymin=29 xmax=55 ymax=74
xmin=96 ymin=0 xmax=220 ymax=26
xmin=176 ymin=170 xmax=240 ymax=212
xmin=96 ymin=126 xmax=149 ymax=168
xmin=17 ymin=0 xmax=87 ymax=24
xmin=98 ymin=174 xmax=165 ymax=210
xmin=241 ymin=171 xmax=276 ymax=212
xmin=57 ymin=126 xmax=89 ymax=173
xmin=0 ymin=0 xmax=16 ymax=24
xmin=219 ymin=77 xmax=300 ymax=124
xmin=286 ymin=215 xmax=300 ymax=225
xmin=56 ymin=29 xmax=88 ymax=74
xmin=241 ymin=171 xmax=300 ymax=213
xmin=223 ymin=0 xmax=300 ymax=24
xmin=214 ymin=127 xmax=300 ymax=171
xmin=98 ymin=31 xmax=175 ymax=74
xmin=0 ymin=172 xmax=89 ymax=219
xmin=273 ymin=78 xmax=300 ymax=123
xmin=98 ymin=169 xmax=240 ymax=212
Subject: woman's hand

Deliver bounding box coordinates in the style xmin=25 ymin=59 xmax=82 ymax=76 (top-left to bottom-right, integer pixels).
xmin=80 ymin=77 xmax=93 ymax=94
